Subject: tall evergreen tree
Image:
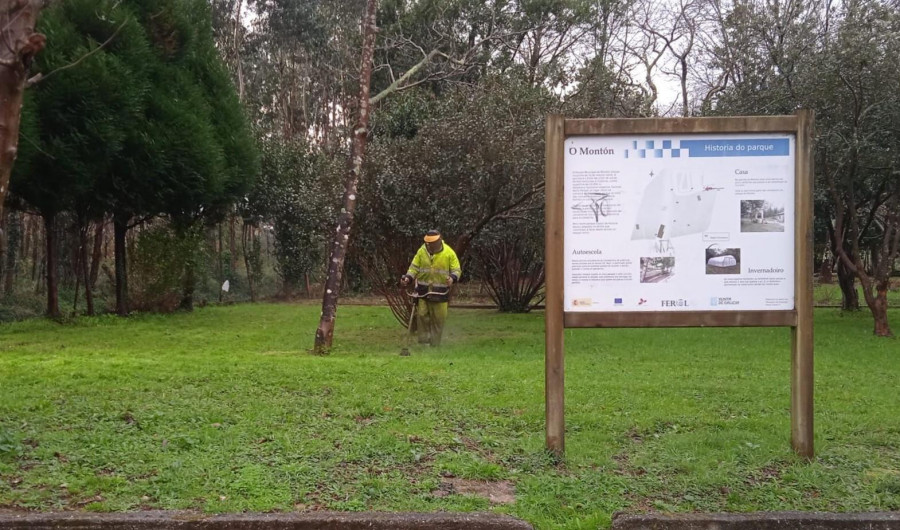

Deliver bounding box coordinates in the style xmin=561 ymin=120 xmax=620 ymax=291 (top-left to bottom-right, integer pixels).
xmin=11 ymin=0 xmax=257 ymax=316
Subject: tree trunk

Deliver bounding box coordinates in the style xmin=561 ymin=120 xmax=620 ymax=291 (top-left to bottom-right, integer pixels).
xmin=89 ymin=220 xmax=104 ymax=290
xmin=871 ymin=283 xmax=892 ymax=337
xmin=20 ymin=213 xmax=30 ymax=280
xmin=180 ymin=260 xmax=195 ymax=311
xmin=81 ymin=224 xmax=94 ymax=315
xmin=218 ymin=222 xmax=224 ymax=303
xmin=241 ymin=222 xmax=256 ymax=302
xmin=229 ymin=214 xmax=237 ymax=275
xmin=114 ymin=214 xmax=129 ymax=316
xmin=0 ymin=212 xmax=7 ymax=290
xmin=819 ymin=257 xmax=833 ymax=284
xmin=31 ymin=214 xmax=39 ymax=282
xmin=71 ymin=228 xmax=80 ymax=314
xmin=20 ymin=213 xmax=29 ymax=269
xmin=313 ymin=0 xmax=378 ymax=354
xmin=43 ymin=212 xmax=59 ymax=318
xmin=0 ymin=1 xmax=44 ymax=221
xmin=34 ymin=254 xmax=43 ymax=294
xmin=3 ymin=211 xmax=20 ymax=294
xmin=836 ymin=259 xmax=859 ymax=310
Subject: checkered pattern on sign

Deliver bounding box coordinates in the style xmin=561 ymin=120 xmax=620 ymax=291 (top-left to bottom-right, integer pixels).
xmin=624 ymin=139 xmax=682 ymax=159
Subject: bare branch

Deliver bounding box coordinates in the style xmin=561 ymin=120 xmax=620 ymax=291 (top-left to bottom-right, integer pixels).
xmin=369 ymin=48 xmax=440 ymax=106
xmin=26 ymin=19 xmax=127 ymax=87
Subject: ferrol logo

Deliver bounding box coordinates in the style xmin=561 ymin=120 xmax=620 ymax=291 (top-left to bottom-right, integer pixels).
xmin=568 ymin=146 xmax=615 ymax=155
xmin=661 ymin=299 xmax=689 ymax=307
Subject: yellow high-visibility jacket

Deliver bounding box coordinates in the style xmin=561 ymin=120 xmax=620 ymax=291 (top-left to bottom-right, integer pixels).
xmin=404 ymin=243 xmax=462 ymax=302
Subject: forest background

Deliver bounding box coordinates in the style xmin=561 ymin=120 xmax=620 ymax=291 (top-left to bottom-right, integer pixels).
xmin=0 ymin=0 xmax=898 ymax=337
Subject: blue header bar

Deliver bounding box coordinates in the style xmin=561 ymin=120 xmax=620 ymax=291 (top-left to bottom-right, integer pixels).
xmin=680 ymin=139 xmax=790 ymax=157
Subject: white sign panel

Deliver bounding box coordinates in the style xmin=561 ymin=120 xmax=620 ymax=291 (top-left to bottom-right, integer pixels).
xmin=564 ymin=133 xmax=795 ymax=312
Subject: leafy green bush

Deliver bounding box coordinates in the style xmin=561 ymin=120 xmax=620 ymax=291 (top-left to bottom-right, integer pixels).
xmin=0 ymin=292 xmax=45 ymax=322
xmin=129 ymin=224 xmax=210 ymax=312
xmin=245 ymin=138 xmax=334 ymax=295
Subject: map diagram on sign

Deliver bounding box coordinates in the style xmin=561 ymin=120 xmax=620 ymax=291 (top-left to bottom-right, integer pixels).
xmin=570 ymin=192 xmax=613 ymax=222
xmin=631 ymin=169 xmax=719 ymax=241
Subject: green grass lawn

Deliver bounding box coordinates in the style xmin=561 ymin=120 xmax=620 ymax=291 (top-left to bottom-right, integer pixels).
xmin=814 ymin=283 xmax=900 ymax=307
xmin=1 ymin=304 xmax=898 ymax=529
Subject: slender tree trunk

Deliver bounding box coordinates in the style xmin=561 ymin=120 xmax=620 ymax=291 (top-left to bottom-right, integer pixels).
xmin=871 ymin=282 xmax=891 ymax=337
xmin=180 ymin=261 xmax=195 ymax=311
xmin=229 ymin=214 xmax=237 ymax=274
xmin=232 ymin=0 xmax=245 ymax=101
xmin=313 ymin=0 xmax=378 ymax=353
xmin=680 ymin=57 xmax=689 ymax=117
xmin=43 ymin=212 xmax=59 ymax=318
xmin=89 ymin=220 xmax=103 ymax=290
xmin=218 ymin=222 xmax=224 ymax=303
xmin=178 ymin=226 xmax=197 ymax=311
xmin=819 ymin=257 xmax=833 ymax=284
xmin=114 ymin=214 xmax=129 ymax=316
xmin=836 ymin=258 xmax=859 ymax=310
xmin=71 ymin=229 xmax=80 ymax=314
xmin=0 ymin=1 xmax=44 ymax=221
xmin=241 ymin=222 xmax=256 ymax=302
xmin=0 ymin=212 xmax=7 ymax=289
xmin=21 ymin=213 xmax=30 ymax=279
xmin=34 ymin=255 xmax=43 ymax=294
xmin=3 ymin=211 xmax=20 ymax=294
xmin=31 ymin=215 xmax=39 ymax=282
xmin=854 ymin=268 xmax=893 ymax=338
xmin=81 ymin=223 xmax=94 ymax=315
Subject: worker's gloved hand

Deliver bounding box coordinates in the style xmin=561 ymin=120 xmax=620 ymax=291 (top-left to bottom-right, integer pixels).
xmin=446 ymin=276 xmax=454 ymax=287
xmin=400 ymin=276 xmax=410 ymax=286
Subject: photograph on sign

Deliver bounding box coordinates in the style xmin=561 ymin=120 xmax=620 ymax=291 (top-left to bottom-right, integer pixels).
xmin=563 ymin=133 xmax=795 ymax=312
xmin=740 ymin=199 xmax=786 ymax=232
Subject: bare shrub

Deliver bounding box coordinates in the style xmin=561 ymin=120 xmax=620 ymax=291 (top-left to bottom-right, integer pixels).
xmin=475 ymin=239 xmax=544 ymax=313
xmin=358 ymin=235 xmax=418 ymax=328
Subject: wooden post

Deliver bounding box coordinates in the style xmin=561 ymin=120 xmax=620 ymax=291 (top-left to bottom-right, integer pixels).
xmin=791 ymin=110 xmax=815 ymax=459
xmin=545 ymin=114 xmax=565 ymax=458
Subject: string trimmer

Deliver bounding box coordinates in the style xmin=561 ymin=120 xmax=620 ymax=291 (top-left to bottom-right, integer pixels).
xmin=399 ymin=283 xmax=447 ymax=356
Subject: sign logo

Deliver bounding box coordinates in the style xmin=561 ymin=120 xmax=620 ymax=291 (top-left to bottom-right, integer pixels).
xmin=572 ymin=298 xmax=592 ymax=307
xmin=710 ymin=297 xmax=740 ymax=306
xmin=661 ymin=299 xmax=689 ymax=307
xmin=638 ymin=298 xmax=647 ymax=305
xmin=614 ymin=298 xmax=623 ymax=306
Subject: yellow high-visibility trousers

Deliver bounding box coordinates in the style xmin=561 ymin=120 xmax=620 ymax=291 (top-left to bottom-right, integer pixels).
xmin=416 ymin=299 xmax=448 ymax=346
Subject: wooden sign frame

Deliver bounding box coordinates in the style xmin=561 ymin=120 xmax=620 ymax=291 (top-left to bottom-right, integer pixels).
xmin=544 ymin=112 xmax=814 ymax=459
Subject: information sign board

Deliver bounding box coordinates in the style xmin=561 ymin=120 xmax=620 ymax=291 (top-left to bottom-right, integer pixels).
xmin=564 ymin=134 xmax=795 ymax=312
xmin=543 ymin=114 xmax=815 ymax=460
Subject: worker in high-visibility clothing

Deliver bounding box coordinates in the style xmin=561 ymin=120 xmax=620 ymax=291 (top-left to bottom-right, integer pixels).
xmin=400 ymin=230 xmax=462 ymax=346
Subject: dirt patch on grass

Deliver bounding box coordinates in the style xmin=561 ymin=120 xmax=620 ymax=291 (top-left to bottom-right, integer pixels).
xmin=626 ymin=427 xmax=644 ymax=444
xmin=744 ymin=463 xmax=784 ymax=486
xmin=612 ymin=451 xmax=646 ymax=477
xmin=432 ymin=478 xmax=516 ymax=505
